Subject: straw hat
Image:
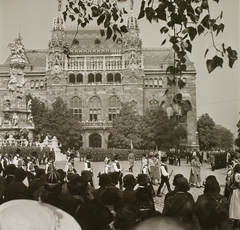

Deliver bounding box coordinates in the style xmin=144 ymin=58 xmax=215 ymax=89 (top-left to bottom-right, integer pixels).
xmin=0 ymin=200 xmax=81 ymax=230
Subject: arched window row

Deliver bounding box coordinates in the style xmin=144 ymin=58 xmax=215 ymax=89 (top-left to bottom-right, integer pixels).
xmin=69 ymin=95 xmax=123 ymax=122
xmin=30 ymin=79 xmax=45 ymax=89
xmin=144 ymin=78 xmax=163 ymax=88
xmin=106 ymin=73 xmax=121 ymax=84
xmin=69 ymin=73 xmax=84 ymax=85
xmin=68 ymin=72 xmax=122 ymax=85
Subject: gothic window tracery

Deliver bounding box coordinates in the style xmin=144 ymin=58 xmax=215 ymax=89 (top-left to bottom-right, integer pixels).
xmin=89 ymin=96 xmax=101 ymax=121
xmin=70 ymin=96 xmax=82 ymax=121
xmin=108 ymin=96 xmax=121 ymax=121
xmin=149 ymin=99 xmax=159 ymax=109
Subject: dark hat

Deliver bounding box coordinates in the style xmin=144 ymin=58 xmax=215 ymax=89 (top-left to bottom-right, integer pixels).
xmin=57 ymin=169 xmax=66 ymax=182
xmin=113 ymin=154 xmax=119 ymax=160
xmin=109 ymin=172 xmax=120 ymax=185
xmin=98 ymin=173 xmax=111 ymax=187
xmin=45 ymin=170 xmax=63 ymax=194
xmin=137 ymin=174 xmax=150 ymax=186
xmin=175 ymin=177 xmax=190 ymax=192
xmin=14 ymin=168 xmax=27 ymax=182
xmin=204 ymin=179 xmax=220 ymax=195
xmin=172 ymin=174 xmax=184 ymax=186
xmin=205 ymin=175 xmax=217 ymax=182
xmin=123 ymin=174 xmax=137 ymax=189
xmin=35 ymin=169 xmax=45 ymax=179
xmin=4 ymin=164 xmax=16 ymax=176
xmin=81 ymin=170 xmax=92 ymax=182
xmin=67 ymin=175 xmax=88 ymax=195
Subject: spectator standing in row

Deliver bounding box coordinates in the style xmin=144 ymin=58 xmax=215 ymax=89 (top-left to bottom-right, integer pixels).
xmin=128 ymin=151 xmax=135 ymax=173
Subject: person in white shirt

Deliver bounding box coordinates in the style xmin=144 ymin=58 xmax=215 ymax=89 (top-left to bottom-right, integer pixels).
xmin=156 ymin=158 xmax=171 ymax=197
xmin=112 ymin=154 xmax=123 ymax=190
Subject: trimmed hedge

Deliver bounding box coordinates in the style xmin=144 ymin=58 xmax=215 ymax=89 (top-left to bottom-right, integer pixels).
xmin=78 ymin=147 xmax=150 ymax=162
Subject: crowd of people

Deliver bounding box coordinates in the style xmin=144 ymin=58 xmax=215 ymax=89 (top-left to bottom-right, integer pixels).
xmin=0 ymin=147 xmax=239 ymax=229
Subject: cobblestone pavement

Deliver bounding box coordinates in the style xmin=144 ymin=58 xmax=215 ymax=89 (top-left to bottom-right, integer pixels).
xmin=55 ymin=156 xmax=227 ymax=213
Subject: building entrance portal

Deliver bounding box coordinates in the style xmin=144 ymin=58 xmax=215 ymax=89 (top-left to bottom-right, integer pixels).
xmin=89 ymin=133 xmax=102 ymax=148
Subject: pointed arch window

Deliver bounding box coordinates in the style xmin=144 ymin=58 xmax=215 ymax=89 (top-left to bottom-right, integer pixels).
xmin=159 ymin=78 xmax=163 ymax=87
xmin=154 ymin=78 xmax=158 ymax=87
xmin=77 ymin=73 xmax=83 ymax=84
xmin=96 ymin=73 xmax=102 ymax=83
xmin=35 ymin=80 xmax=39 ymax=89
xmin=30 ymin=80 xmax=35 ymax=89
xmin=149 ymin=99 xmax=159 ymax=109
xmin=89 ymin=96 xmax=101 ymax=121
xmin=108 ymin=96 xmax=121 ymax=121
xmin=70 ymin=96 xmax=82 ymax=121
xmin=107 ymin=73 xmax=113 ymax=84
xmin=115 ymin=73 xmax=121 ymax=83
xmin=40 ymin=80 xmax=44 ymax=89
xmin=69 ymin=74 xmax=75 ymax=84
xmin=88 ymin=73 xmax=94 ymax=84
xmin=144 ymin=78 xmax=148 ymax=87
xmin=149 ymin=78 xmax=153 ymax=87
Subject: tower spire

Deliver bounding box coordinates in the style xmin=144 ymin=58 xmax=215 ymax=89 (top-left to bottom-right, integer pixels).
xmin=57 ymin=0 xmax=62 ymax=12
xmin=130 ymin=0 xmax=134 ymax=11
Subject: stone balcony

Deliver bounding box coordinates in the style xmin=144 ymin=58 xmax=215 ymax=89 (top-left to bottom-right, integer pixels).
xmin=80 ymin=120 xmax=113 ymax=129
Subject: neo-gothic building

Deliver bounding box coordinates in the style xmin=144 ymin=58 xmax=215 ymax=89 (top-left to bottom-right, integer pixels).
xmin=0 ymin=7 xmax=198 ymax=149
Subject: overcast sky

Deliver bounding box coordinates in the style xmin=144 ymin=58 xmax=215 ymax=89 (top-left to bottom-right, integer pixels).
xmin=0 ymin=0 xmax=239 ymax=136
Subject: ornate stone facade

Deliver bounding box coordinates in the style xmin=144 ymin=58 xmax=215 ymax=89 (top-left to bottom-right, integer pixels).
xmin=0 ymin=7 xmax=198 ymax=150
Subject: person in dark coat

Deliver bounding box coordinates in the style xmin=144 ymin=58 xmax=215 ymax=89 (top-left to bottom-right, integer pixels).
xmin=162 ymin=177 xmax=201 ymax=229
xmin=135 ymin=174 xmax=160 ymax=221
xmin=164 ymin=174 xmax=184 ymax=204
xmin=92 ymin=173 xmax=111 ymax=204
xmin=193 ymin=179 xmax=229 ymax=230
xmin=41 ymin=170 xmax=64 ymax=208
xmin=60 ymin=175 xmax=113 ymax=230
xmin=3 ymin=164 xmax=16 ymax=186
xmin=28 ymin=168 xmax=45 ymax=200
xmin=122 ymin=174 xmax=137 ymax=206
xmin=5 ymin=168 xmax=28 ymax=201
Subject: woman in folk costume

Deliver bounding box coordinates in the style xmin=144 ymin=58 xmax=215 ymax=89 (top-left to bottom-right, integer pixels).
xmin=104 ymin=156 xmax=112 ymax=174
xmin=229 ymin=163 xmax=240 ymax=228
xmin=140 ymin=153 xmax=149 ymax=175
xmin=189 ymin=155 xmax=203 ymax=188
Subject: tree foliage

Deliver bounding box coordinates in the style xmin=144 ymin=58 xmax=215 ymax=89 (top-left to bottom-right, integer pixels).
xmin=197 ymin=113 xmax=216 ymax=150
xmin=31 ymin=96 xmax=82 ymax=149
xmin=63 ymin=0 xmax=237 ymax=77
xmin=109 ymin=102 xmax=143 ymax=149
xmin=213 ymin=125 xmax=234 ymax=149
xmin=140 ymin=107 xmax=185 ymax=150
xmin=109 ymin=103 xmax=185 ymax=150
xmin=197 ymin=113 xmax=234 ymax=150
